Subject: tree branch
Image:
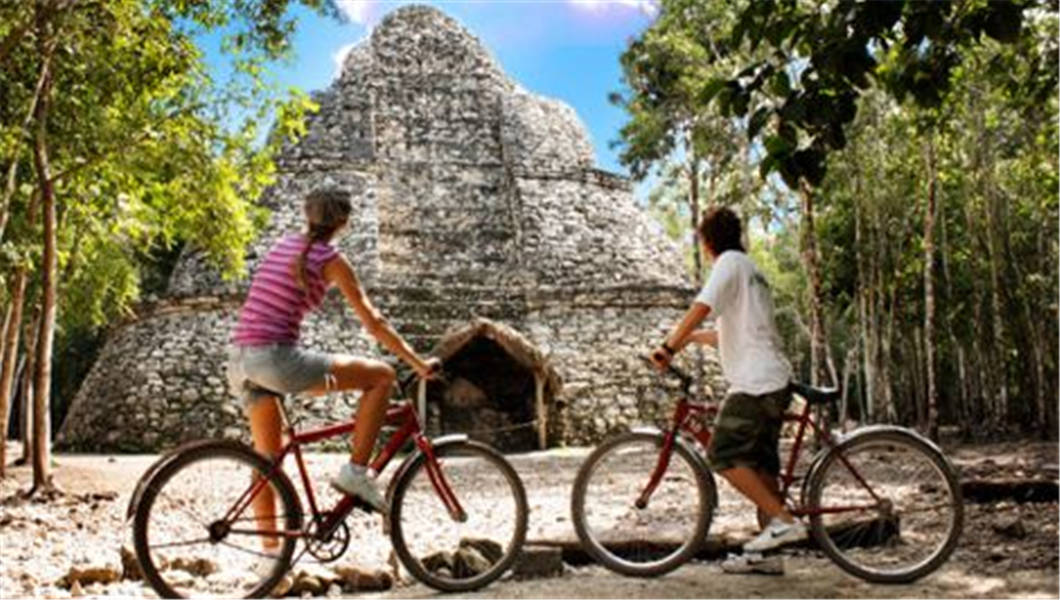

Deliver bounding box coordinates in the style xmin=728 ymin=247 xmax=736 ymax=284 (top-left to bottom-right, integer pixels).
xmin=0 ymin=0 xmax=71 ymax=64
xmin=0 ymin=36 xmax=56 ymax=245
xmin=48 ymin=102 xmax=208 ymax=187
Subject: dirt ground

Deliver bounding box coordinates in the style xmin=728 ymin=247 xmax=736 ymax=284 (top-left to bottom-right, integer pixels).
xmin=0 ymin=440 xmax=1056 ymax=599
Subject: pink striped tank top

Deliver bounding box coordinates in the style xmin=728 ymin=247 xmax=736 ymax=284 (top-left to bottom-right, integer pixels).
xmin=232 ymin=234 xmax=340 ymax=346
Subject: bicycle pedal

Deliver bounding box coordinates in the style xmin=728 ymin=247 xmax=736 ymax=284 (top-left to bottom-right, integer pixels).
xmin=351 ymin=497 xmax=377 ymax=514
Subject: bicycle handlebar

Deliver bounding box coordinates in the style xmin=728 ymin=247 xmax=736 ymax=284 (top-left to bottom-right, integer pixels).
xmin=639 ymin=355 xmax=694 ymax=390
xmin=398 ymin=361 xmax=446 ymax=395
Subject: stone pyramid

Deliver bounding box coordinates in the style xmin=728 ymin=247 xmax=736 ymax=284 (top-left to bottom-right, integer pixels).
xmin=59 ymin=5 xmax=699 ymax=452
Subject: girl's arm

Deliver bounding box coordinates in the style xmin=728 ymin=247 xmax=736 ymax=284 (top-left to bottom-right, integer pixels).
xmin=324 ymin=256 xmax=435 ymax=377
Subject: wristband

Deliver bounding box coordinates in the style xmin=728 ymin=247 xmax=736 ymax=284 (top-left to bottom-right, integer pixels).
xmin=661 ymin=342 xmax=676 ymax=356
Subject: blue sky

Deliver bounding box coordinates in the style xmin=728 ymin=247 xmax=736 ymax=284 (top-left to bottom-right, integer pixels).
xmin=201 ymin=0 xmax=656 ymax=179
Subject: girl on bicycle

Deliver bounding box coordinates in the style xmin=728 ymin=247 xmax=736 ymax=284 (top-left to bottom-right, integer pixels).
xmin=228 ymin=188 xmax=439 ymax=536
xmin=650 ymin=206 xmax=803 ymax=571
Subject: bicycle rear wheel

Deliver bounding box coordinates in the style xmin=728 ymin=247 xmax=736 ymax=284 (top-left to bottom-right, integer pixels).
xmin=571 ymin=431 xmax=715 ymax=577
xmin=806 ymin=429 xmax=963 ymax=583
xmin=389 ymin=440 xmax=528 ymax=592
xmin=132 ymin=441 xmax=302 ymax=598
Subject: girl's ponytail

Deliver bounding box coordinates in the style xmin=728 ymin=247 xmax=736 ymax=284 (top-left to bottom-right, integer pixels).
xmin=291 ymin=188 xmax=353 ymax=291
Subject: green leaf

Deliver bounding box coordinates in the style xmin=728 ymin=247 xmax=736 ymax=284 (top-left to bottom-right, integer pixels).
xmin=770 ymin=70 xmax=791 ymax=97
xmin=748 ymin=107 xmax=771 ymax=141
xmin=699 ymin=78 xmax=729 ymax=104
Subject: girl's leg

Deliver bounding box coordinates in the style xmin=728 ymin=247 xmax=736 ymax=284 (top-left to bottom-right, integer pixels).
xmin=307 ymin=356 xmax=396 ymax=465
xmin=246 ymin=395 xmax=284 ymax=551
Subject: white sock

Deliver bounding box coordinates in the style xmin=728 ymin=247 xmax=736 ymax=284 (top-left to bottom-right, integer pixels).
xmin=344 ymin=463 xmax=367 ymax=476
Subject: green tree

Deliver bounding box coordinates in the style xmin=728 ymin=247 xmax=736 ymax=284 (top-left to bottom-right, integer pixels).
xmin=681 ymin=0 xmax=1038 ymax=187
xmin=0 ymin=0 xmax=330 ymax=491
xmin=612 ymin=1 xmax=748 ymax=286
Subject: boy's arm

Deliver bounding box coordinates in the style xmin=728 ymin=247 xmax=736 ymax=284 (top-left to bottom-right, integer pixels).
xmin=650 ymin=302 xmax=712 ymax=368
xmin=683 ymin=328 xmax=718 ymax=349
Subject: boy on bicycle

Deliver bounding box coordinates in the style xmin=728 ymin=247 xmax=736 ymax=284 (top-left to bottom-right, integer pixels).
xmin=650 ymin=206 xmax=804 ymax=573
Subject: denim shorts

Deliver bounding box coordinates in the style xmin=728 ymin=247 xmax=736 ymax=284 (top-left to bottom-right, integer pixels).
xmin=227 ymin=344 xmax=335 ymax=406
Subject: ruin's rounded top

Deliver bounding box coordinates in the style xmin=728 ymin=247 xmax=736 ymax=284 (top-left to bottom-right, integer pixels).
xmin=348 ymin=3 xmax=504 ymax=79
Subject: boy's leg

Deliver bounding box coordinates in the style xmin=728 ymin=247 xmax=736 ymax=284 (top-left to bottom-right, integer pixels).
xmin=757 ymin=470 xmax=781 ymax=530
xmin=718 ymin=466 xmax=795 ymax=524
xmin=246 ymin=395 xmax=284 ymax=551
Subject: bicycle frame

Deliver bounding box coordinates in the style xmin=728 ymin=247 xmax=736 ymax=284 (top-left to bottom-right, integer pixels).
xmin=648 ymin=392 xmax=881 ymax=518
xmin=223 ymin=401 xmax=466 ymax=543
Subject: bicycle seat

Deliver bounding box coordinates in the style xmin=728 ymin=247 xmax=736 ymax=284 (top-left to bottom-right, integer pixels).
xmin=790 ymin=382 xmax=840 ymax=405
xmin=244 ymin=381 xmax=284 ymax=398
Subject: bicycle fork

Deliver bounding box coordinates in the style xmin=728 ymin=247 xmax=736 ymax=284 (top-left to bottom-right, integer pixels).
xmin=417 ymin=436 xmax=469 ymax=523
xmin=636 ymin=431 xmax=679 ymax=509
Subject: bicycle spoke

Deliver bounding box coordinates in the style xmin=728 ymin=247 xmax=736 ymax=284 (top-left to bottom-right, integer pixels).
xmin=133 ymin=444 xmax=298 ymax=599
xmin=149 ymin=537 xmax=214 ymax=550
xmin=808 ymin=433 xmax=961 ymax=583
xmin=572 ymin=432 xmax=712 ymax=577
xmin=218 ymin=538 xmax=284 ymax=561
xmin=390 ymin=442 xmax=528 ymax=592
xmin=156 ymin=487 xmax=211 ymax=527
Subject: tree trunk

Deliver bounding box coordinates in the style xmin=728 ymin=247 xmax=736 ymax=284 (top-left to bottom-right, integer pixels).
xmin=17 ymin=309 xmax=39 ymax=466
xmin=688 ymin=150 xmax=702 ymax=288
xmin=858 ymin=194 xmax=880 ymax=424
xmin=29 ymin=2 xmax=57 ymax=495
xmin=938 ymin=192 xmax=967 ymax=434
xmin=1040 ymin=220 xmax=1059 ymax=434
xmin=880 ymin=277 xmax=899 ymax=423
xmin=984 ymin=192 xmax=1008 ymax=432
xmin=798 ymin=179 xmax=831 ymax=387
xmin=686 ymin=137 xmax=706 ymax=401
xmin=922 ymin=133 xmax=939 ymax=440
xmin=0 ymin=268 xmax=27 ymax=477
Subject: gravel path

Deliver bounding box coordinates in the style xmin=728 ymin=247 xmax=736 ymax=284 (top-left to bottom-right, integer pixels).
xmin=0 ymin=441 xmax=1056 ymax=598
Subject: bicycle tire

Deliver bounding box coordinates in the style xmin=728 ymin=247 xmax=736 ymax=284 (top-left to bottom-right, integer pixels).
xmin=806 ymin=428 xmax=963 ymax=583
xmin=132 ymin=440 xmax=302 ymax=599
xmin=571 ymin=431 xmax=714 ymax=577
xmin=389 ymin=440 xmax=528 ymax=592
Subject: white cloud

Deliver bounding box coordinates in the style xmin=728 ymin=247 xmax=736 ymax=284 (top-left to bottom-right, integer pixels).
xmin=331 ymin=42 xmax=359 ymax=79
xmin=569 ymin=0 xmax=658 ymax=17
xmin=334 ymin=0 xmax=378 ymax=25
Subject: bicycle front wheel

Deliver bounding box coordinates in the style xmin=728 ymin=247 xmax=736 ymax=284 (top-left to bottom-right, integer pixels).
xmin=571 ymin=431 xmax=715 ymax=577
xmin=389 ymin=440 xmax=528 ymax=592
xmin=132 ymin=441 xmax=302 ymax=599
xmin=806 ymin=429 xmax=963 ymax=583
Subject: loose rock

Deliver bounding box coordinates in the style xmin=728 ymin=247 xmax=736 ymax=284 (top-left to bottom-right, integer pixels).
xmin=513 ymin=546 xmax=564 ymax=580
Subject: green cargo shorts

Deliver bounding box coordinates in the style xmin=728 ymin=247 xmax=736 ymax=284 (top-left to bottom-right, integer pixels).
xmin=707 ymin=386 xmax=792 ymax=476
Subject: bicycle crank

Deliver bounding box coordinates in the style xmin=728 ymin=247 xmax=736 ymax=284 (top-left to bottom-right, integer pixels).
xmin=306 ymin=518 xmax=351 ymax=562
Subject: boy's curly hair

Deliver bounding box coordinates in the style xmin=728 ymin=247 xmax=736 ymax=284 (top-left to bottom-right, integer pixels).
xmin=697 ymin=206 xmax=745 ymax=254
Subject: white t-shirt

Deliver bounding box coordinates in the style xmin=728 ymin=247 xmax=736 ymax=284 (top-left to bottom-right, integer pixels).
xmin=695 ymin=251 xmax=792 ymax=395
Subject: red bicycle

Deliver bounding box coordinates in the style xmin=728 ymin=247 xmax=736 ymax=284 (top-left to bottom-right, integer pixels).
xmin=129 ymin=376 xmax=528 ymax=598
xmin=571 ymin=359 xmax=962 ymax=583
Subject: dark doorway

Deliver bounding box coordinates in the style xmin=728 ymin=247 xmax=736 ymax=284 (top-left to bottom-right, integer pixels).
xmin=429 ymin=336 xmax=537 ymax=452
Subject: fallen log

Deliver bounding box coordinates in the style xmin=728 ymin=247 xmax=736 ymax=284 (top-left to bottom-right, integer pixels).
xmin=961 ymin=479 xmax=1059 ymax=504
xmin=530 ymin=515 xmax=900 ymax=565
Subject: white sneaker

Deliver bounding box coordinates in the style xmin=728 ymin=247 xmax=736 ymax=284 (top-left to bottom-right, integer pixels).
xmin=743 ymin=518 xmax=807 ymax=553
xmin=331 ymin=463 xmax=388 ymax=513
xmin=721 ymin=552 xmax=784 ymax=575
